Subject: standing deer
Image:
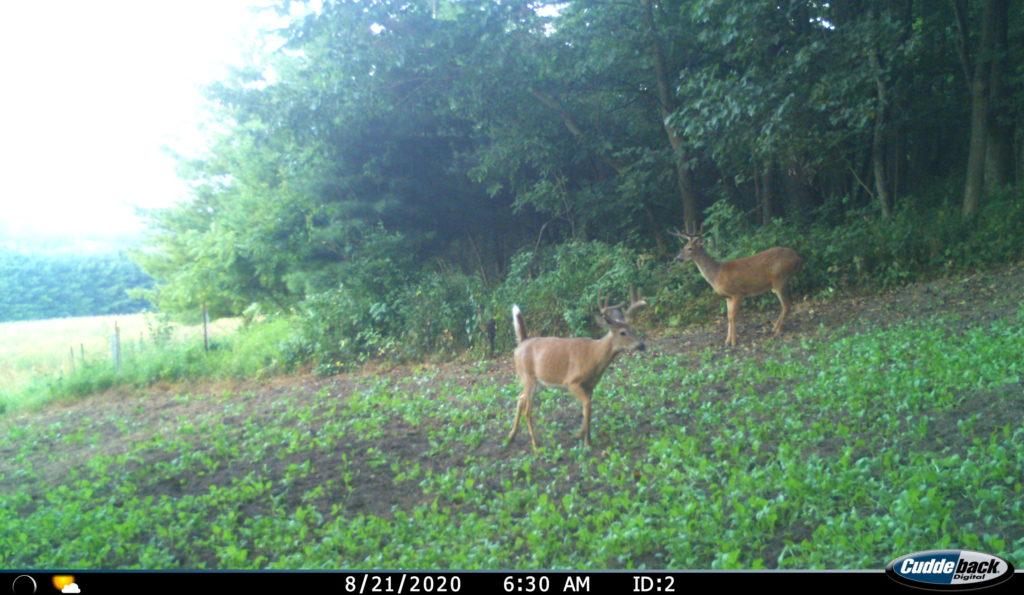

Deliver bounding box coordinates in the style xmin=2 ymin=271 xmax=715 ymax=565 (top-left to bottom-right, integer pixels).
xmin=671 ymin=225 xmax=802 ymax=346
xmin=507 ymin=289 xmax=647 ymax=451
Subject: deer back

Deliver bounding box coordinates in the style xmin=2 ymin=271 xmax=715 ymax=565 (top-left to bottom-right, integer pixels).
xmin=514 ymin=336 xmax=615 ymax=388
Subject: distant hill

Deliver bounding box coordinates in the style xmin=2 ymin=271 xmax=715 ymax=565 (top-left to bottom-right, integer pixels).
xmin=0 ymin=250 xmax=152 ymax=321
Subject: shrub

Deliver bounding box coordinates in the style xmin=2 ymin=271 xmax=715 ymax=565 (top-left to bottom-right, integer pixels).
xmin=492 ymin=241 xmax=657 ymax=349
xmin=397 ymin=271 xmax=485 ymax=359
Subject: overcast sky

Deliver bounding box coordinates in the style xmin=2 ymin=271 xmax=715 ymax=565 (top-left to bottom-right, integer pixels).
xmin=0 ymin=0 xmax=283 ymax=244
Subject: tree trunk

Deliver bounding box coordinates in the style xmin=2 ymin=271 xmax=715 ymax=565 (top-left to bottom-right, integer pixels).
xmin=869 ymin=6 xmax=893 ymax=218
xmin=891 ymin=126 xmax=901 ymax=206
xmin=642 ymin=0 xmax=699 ymax=229
xmin=851 ymin=142 xmax=869 ymax=204
xmin=783 ymin=165 xmax=812 ymax=221
xmin=643 ymin=207 xmax=668 ymax=257
xmin=872 ymin=105 xmax=892 ymax=218
xmin=762 ymin=161 xmax=775 ymax=225
xmin=985 ymin=0 xmax=1013 ymax=191
xmin=962 ymin=0 xmax=999 ymax=217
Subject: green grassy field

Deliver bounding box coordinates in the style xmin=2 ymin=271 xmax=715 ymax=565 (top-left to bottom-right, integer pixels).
xmin=0 ymin=313 xmax=240 ymax=410
xmin=0 ymin=269 xmax=1021 ymax=569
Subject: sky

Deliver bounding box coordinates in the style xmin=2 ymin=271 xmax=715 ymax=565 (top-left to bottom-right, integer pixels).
xmin=0 ymin=1 xmax=283 ymax=248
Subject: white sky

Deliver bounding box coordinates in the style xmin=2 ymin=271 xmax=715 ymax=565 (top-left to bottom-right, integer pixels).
xmin=0 ymin=0 xmax=282 ymax=243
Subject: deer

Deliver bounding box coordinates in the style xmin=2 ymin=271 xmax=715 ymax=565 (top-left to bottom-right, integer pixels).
xmin=507 ymin=288 xmax=647 ymax=451
xmin=670 ymin=224 xmax=803 ymax=347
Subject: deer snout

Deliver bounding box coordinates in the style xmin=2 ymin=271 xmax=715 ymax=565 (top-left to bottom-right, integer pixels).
xmin=637 ymin=342 xmax=646 ymax=352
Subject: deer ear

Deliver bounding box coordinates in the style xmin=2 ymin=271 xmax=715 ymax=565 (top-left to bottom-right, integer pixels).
xmin=594 ymin=314 xmax=611 ymax=329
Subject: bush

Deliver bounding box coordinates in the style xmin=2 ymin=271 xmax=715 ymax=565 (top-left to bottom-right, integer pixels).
xmin=296 ymin=187 xmax=1024 ymax=373
xmin=492 ymin=241 xmax=657 ymax=350
xmin=299 ymin=268 xmax=486 ymax=372
xmin=398 ymin=271 xmax=486 ymax=359
xmin=694 ymin=188 xmax=1024 ymax=298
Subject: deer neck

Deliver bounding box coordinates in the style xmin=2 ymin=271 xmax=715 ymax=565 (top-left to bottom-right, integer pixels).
xmin=690 ymin=248 xmax=721 ymax=287
xmin=587 ymin=332 xmax=620 ymax=380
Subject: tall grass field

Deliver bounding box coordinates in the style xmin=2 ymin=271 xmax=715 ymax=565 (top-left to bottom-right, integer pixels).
xmin=0 ymin=314 xmax=240 ymax=411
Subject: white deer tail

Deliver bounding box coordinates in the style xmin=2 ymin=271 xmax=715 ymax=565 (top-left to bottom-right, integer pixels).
xmin=512 ymin=305 xmax=527 ymax=344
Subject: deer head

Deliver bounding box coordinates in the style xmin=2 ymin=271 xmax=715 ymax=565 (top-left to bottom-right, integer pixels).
xmin=596 ymin=287 xmax=648 ymax=352
xmin=670 ymin=223 xmax=706 ymax=262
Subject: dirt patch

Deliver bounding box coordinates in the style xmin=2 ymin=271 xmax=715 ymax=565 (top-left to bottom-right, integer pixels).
xmin=918 ymin=381 xmax=1024 ymax=454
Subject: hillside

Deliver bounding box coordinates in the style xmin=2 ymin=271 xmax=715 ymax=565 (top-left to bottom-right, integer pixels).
xmin=0 ymin=250 xmax=151 ymax=322
xmin=1 ymin=265 xmax=1021 ymax=568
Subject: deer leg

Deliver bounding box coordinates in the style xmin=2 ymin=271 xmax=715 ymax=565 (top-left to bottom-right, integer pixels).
xmin=726 ymin=296 xmax=741 ymax=346
xmin=507 ymin=379 xmax=536 ymax=447
xmin=568 ymin=384 xmax=593 ymax=447
xmin=506 ymin=392 xmax=527 ymax=446
xmin=524 ymin=385 xmax=539 ymax=452
xmin=772 ymin=286 xmax=791 ymax=337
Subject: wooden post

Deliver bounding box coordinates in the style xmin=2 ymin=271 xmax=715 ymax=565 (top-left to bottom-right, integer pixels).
xmin=202 ymin=305 xmax=210 ymax=352
xmin=80 ymin=343 xmax=85 ymax=363
xmin=69 ymin=346 xmax=76 ymax=372
xmin=112 ymin=321 xmax=122 ymax=373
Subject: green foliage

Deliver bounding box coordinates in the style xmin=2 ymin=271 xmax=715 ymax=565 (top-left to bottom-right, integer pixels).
xmin=12 ymin=187 xmax=1019 ymax=410
xmin=130 ymin=0 xmax=1024 ymax=367
xmin=0 ymin=251 xmax=150 ymax=322
xmin=494 ymin=241 xmax=655 ymax=341
xmin=213 ymin=188 xmax=1024 ymax=374
xmin=1 ymin=302 xmax=1021 ymax=568
xmin=697 ymin=188 xmax=1024 ymax=296
xmin=298 ymin=267 xmax=485 ymax=372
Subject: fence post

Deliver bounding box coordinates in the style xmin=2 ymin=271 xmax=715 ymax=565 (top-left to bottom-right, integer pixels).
xmin=112 ymin=321 xmax=122 ymax=373
xmin=80 ymin=343 xmax=85 ymax=363
xmin=69 ymin=346 xmax=75 ymax=372
xmin=203 ymin=305 xmax=210 ymax=352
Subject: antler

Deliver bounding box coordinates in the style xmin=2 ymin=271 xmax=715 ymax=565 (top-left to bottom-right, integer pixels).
xmin=669 ymin=222 xmax=705 ymax=240
xmin=597 ymin=291 xmax=626 ymax=323
xmin=624 ymin=285 xmax=648 ymax=322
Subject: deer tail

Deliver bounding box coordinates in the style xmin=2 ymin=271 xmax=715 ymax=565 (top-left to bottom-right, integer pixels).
xmin=512 ymin=305 xmax=527 ymax=344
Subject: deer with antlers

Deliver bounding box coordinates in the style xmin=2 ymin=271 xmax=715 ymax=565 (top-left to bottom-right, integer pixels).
xmin=671 ymin=224 xmax=802 ymax=347
xmin=507 ymin=288 xmax=647 ymax=451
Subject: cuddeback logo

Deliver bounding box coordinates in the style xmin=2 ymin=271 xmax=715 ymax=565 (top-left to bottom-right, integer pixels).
xmin=886 ymin=550 xmax=1014 ymax=590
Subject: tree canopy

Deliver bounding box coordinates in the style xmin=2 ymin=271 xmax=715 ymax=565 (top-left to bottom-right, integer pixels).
xmin=139 ymin=0 xmax=1022 ymax=358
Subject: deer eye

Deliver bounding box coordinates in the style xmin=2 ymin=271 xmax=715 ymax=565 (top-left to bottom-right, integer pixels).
xmin=619 ymin=330 xmax=626 ymax=336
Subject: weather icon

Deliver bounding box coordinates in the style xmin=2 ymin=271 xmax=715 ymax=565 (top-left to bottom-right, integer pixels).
xmin=51 ymin=576 xmax=80 ymax=593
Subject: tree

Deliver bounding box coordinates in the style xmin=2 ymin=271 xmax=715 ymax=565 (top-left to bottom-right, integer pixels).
xmin=955 ymin=0 xmax=1011 ymax=216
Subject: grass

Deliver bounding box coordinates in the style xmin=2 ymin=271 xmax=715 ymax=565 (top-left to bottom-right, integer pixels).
xmin=0 ymin=284 xmax=1020 ymax=568
xmin=0 ymin=313 xmax=239 ymax=400
xmin=0 ymin=313 xmax=242 ymax=411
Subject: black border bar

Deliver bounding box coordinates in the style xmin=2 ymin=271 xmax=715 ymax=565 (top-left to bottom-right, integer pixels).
xmin=3 ymin=570 xmax=1021 ymax=594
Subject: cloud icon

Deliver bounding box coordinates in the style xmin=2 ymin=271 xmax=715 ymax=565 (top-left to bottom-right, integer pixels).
xmin=62 ymin=583 xmax=81 ymax=594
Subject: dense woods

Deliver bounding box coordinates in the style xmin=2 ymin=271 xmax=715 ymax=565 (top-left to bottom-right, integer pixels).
xmin=139 ymin=0 xmax=1024 ymax=368
xmin=0 ymin=251 xmax=150 ymax=322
